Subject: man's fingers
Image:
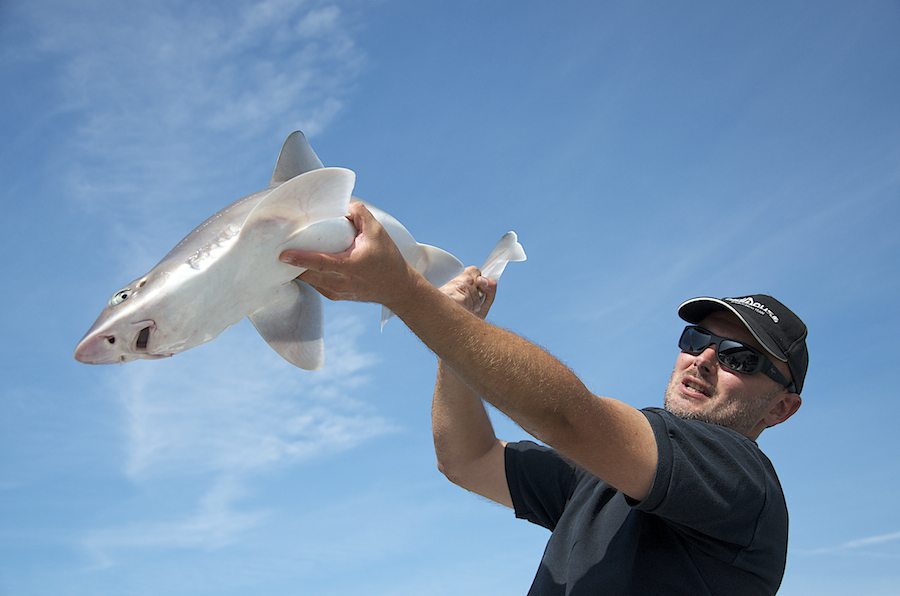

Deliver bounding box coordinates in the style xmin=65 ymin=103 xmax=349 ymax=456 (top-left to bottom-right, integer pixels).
xmin=476 ymin=275 xmax=497 ymax=313
xmin=346 ymin=201 xmax=378 ymax=233
xmin=280 ymin=248 xmax=344 ymax=272
xmin=278 ymin=203 xmax=372 ymax=270
xmin=437 ymin=267 xmax=499 ymax=318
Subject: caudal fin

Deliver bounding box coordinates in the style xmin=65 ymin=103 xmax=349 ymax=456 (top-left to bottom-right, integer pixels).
xmin=481 ymin=232 xmax=526 ymax=280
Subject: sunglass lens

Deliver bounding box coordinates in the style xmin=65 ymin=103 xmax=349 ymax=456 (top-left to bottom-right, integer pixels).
xmin=679 ymin=327 xmax=711 ymax=354
xmin=718 ymin=341 xmax=759 ymax=373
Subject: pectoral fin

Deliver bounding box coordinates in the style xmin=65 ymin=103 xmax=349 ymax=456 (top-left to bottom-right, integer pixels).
xmin=249 ymin=279 xmax=325 ymax=370
xmin=244 ymin=167 xmax=355 ymax=239
xmin=236 ymin=167 xmax=357 ymax=286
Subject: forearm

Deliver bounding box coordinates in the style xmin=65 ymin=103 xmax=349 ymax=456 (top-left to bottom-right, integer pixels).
xmin=433 ymin=359 xmax=512 ymax=506
xmin=395 ymin=270 xmax=656 ymax=503
xmin=396 ymin=272 xmax=594 ymax=451
xmin=282 ymin=205 xmax=656 ymax=499
xmin=433 ymin=360 xmax=500 ymax=475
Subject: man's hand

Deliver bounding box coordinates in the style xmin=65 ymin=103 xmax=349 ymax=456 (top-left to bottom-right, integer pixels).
xmin=439 ymin=266 xmax=497 ymax=320
xmin=279 ymin=202 xmax=415 ymax=310
xmin=282 ymin=201 xmax=657 ymax=502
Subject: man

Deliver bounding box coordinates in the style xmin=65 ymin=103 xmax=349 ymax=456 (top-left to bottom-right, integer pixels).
xmin=279 ymin=203 xmax=807 ymax=595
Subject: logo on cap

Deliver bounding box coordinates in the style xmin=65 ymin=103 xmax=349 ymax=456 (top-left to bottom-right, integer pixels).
xmin=725 ymin=297 xmax=780 ymax=324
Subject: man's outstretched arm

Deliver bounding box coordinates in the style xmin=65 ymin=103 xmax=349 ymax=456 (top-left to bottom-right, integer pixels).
xmin=432 ymin=267 xmax=511 ymax=507
xmin=280 ymin=203 xmax=658 ymax=501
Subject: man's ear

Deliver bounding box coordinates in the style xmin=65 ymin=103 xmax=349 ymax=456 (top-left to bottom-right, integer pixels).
xmin=764 ymin=393 xmax=802 ymax=429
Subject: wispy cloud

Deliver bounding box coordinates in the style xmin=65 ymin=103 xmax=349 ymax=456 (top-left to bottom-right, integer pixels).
xmin=36 ymin=0 xmax=362 ymax=139
xmin=118 ymin=323 xmax=387 ymax=480
xmin=83 ymin=310 xmax=397 ymax=566
xmin=38 ymin=2 xmax=377 ymax=566
xmin=83 ymin=474 xmax=269 ymax=569
xmin=798 ymin=529 xmax=900 ymax=558
xmin=840 ymin=531 xmax=900 ymax=549
xmin=19 ymin=0 xmax=364 ymax=220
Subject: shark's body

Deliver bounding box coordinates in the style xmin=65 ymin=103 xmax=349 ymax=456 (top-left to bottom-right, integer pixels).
xmin=74 ymin=132 xmax=525 ymax=370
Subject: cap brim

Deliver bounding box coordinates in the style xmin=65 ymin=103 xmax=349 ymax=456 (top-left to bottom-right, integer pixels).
xmin=677 ymin=297 xmax=788 ymax=362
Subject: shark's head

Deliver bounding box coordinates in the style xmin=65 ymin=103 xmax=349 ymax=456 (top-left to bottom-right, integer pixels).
xmin=74 ymin=276 xmax=173 ymax=364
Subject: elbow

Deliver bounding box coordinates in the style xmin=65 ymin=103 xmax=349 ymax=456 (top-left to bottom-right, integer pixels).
xmin=435 ymin=439 xmax=507 ymax=492
xmin=436 ymin=457 xmax=467 ymax=488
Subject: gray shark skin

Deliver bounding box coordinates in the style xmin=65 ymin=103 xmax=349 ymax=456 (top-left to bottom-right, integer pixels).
xmin=74 ymin=132 xmax=526 ymax=370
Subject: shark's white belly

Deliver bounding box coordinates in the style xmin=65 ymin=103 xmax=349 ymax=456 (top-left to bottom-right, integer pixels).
xmin=149 ymin=216 xmax=358 ymax=355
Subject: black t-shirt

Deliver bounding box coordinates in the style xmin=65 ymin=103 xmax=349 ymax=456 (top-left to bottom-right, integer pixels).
xmin=505 ymin=407 xmax=788 ymax=595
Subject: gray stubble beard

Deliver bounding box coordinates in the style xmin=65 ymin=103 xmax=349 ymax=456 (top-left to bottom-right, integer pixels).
xmin=663 ymin=370 xmax=782 ymax=436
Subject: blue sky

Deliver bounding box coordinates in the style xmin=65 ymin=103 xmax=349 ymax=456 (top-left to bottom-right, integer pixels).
xmin=1 ymin=1 xmax=898 ymax=594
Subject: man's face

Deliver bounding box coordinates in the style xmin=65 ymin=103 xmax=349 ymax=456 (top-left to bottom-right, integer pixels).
xmin=664 ymin=311 xmax=792 ymax=438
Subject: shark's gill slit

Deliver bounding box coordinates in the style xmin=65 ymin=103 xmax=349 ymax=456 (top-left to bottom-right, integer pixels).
xmin=136 ymin=327 xmax=150 ymax=350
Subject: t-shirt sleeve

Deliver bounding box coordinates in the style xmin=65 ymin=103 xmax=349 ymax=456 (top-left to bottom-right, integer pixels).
xmin=635 ymin=408 xmax=778 ymax=549
xmin=505 ymin=440 xmax=580 ymax=531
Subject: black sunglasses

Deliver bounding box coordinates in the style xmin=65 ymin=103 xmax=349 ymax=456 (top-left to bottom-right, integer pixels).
xmin=678 ymin=326 xmax=796 ymax=393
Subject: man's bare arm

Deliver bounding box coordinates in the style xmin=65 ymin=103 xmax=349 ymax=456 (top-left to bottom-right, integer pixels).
xmin=434 ymin=360 xmax=512 ymax=507
xmin=281 ymin=204 xmax=658 ymax=501
xmin=431 ymin=268 xmax=511 ymax=507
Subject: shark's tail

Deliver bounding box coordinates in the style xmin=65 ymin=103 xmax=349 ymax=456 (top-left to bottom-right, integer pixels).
xmin=480 ymin=231 xmax=527 ymax=280
xmin=379 ymin=231 xmax=526 ymax=330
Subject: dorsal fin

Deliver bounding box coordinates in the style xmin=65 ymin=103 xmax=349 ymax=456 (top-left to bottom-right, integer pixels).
xmin=268 ymin=131 xmax=325 ymax=188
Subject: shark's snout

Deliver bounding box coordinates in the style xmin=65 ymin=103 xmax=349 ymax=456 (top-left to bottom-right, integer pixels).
xmin=73 ymin=333 xmax=135 ymax=364
xmin=73 ymin=321 xmax=159 ymax=364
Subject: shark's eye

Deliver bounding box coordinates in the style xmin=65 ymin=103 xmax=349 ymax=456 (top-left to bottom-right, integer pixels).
xmin=107 ymin=337 xmax=116 ymax=344
xmin=110 ymin=289 xmax=132 ymax=306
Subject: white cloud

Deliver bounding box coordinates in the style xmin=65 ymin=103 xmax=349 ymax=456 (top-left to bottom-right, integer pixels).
xmin=43 ymin=0 xmax=361 ymax=135
xmin=841 ymin=530 xmax=900 ymax=550
xmin=116 ymin=313 xmax=393 ymax=480
xmin=798 ymin=529 xmax=900 ymax=557
xmin=84 ymin=474 xmax=268 ymax=568
xmin=84 ymin=309 xmax=397 ymax=565
xmin=19 ymin=0 xmax=364 ymax=218
xmin=39 ymin=2 xmax=376 ymax=565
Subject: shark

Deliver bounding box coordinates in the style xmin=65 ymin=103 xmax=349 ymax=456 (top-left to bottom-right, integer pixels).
xmin=74 ymin=131 xmax=526 ymax=370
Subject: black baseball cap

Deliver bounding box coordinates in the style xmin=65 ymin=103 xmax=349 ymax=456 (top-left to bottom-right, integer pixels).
xmin=678 ymin=295 xmax=809 ymax=394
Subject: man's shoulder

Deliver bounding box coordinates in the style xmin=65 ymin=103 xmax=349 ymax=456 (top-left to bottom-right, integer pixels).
xmin=641 ymin=407 xmax=766 ymax=450
xmin=639 ymin=407 xmax=780 ymax=496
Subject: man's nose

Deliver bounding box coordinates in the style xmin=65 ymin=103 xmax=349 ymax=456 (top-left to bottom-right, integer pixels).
xmin=693 ymin=345 xmax=718 ymax=374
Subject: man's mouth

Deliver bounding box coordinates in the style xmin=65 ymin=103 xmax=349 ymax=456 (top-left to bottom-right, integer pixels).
xmin=681 ymin=375 xmax=712 ymax=399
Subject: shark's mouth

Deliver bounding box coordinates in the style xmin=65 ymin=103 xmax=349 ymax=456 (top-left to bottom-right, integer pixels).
xmin=136 ymin=326 xmax=151 ymax=351
xmin=132 ymin=323 xmax=172 ymax=360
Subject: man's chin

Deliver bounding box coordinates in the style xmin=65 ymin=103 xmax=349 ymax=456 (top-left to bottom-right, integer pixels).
xmin=664 ymin=393 xmax=767 ymax=437
xmin=663 ymin=392 xmax=726 ymax=427
xmin=664 ymin=390 xmax=708 ymax=417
